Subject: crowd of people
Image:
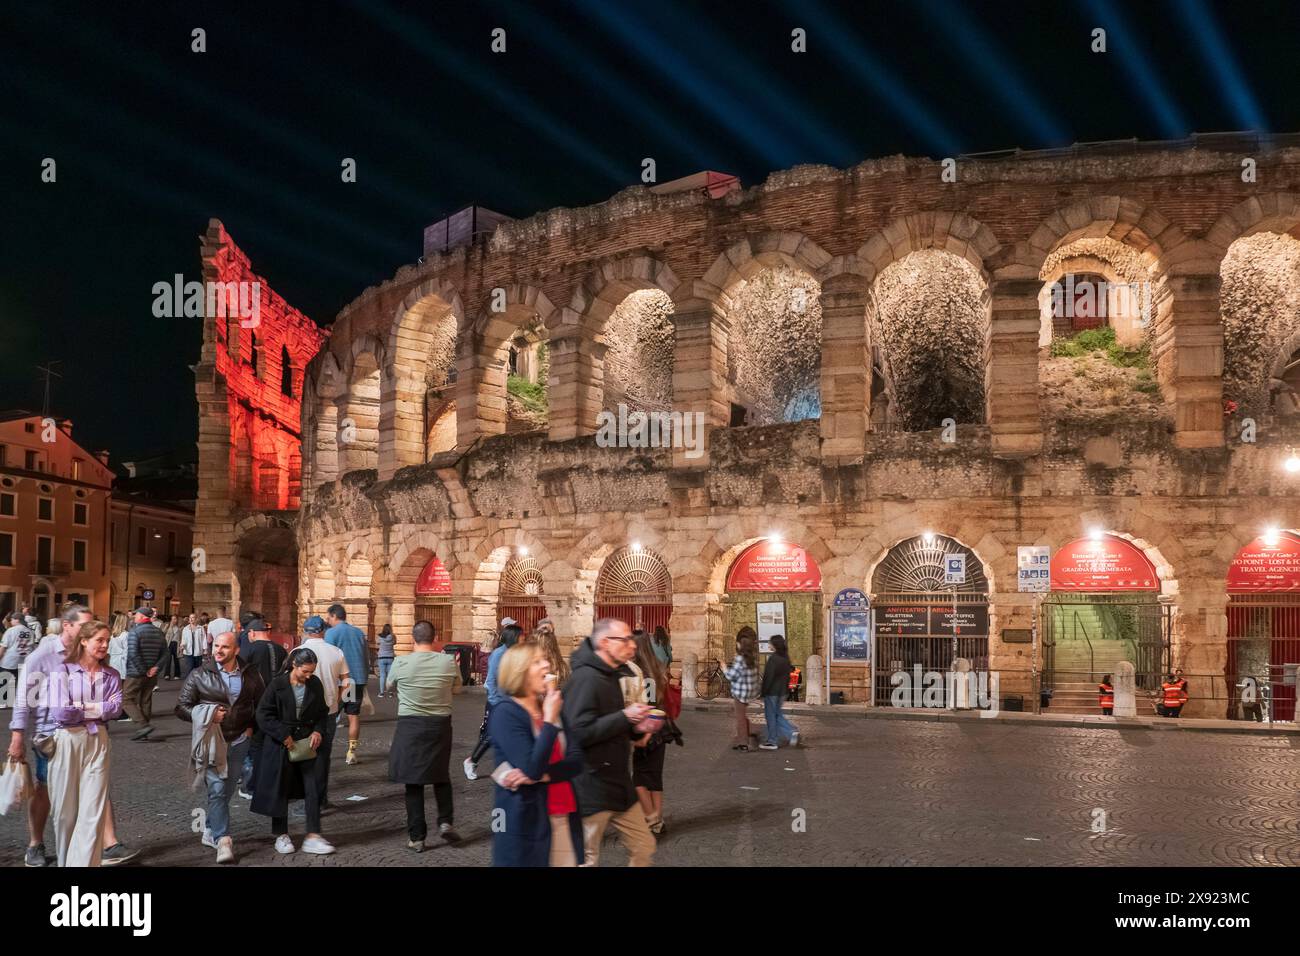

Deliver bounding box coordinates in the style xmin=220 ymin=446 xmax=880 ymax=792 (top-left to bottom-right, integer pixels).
xmin=4 ymin=598 xmax=819 ymax=867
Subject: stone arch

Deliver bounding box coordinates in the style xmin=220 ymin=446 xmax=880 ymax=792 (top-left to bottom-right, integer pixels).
xmin=1215 ymin=198 xmax=1300 ymax=416
xmin=547 ymin=254 xmax=681 ymax=440
xmin=339 ymin=336 xmax=383 ymax=474
xmin=380 ymin=278 xmax=464 ymax=478
xmin=466 ymin=284 xmax=557 ymax=438
xmin=855 ymin=214 xmax=999 ymax=435
xmin=694 ymin=233 xmax=838 ymax=430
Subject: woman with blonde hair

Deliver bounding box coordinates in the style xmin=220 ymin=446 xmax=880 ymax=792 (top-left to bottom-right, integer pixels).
xmin=527 ymin=619 xmax=570 ymax=688
xmin=488 ymin=642 xmax=584 ymax=866
xmin=48 ymin=619 xmax=123 ymax=866
xmin=107 ymin=612 xmax=130 ymax=679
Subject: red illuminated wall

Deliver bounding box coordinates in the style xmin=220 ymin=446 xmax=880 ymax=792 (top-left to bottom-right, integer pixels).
xmin=201 ymin=221 xmax=327 ymax=511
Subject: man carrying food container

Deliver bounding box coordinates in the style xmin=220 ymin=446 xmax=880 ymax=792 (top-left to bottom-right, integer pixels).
xmin=561 ymin=617 xmax=658 ymax=866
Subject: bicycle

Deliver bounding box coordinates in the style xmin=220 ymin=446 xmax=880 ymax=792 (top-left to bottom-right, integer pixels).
xmin=694 ymin=631 xmax=732 ymax=701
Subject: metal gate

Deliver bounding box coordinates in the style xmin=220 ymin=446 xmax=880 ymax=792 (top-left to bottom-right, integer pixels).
xmin=1227 ymin=595 xmax=1299 ymax=721
xmin=872 ymin=592 xmax=989 ymax=706
xmin=595 ymin=546 xmax=673 ymax=638
xmin=414 ymin=600 xmax=452 ymax=643
xmin=1040 ymin=595 xmax=1170 ymax=693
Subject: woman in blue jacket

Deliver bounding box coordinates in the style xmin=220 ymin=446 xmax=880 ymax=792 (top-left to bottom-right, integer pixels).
xmin=488 ymin=643 xmax=585 ymax=866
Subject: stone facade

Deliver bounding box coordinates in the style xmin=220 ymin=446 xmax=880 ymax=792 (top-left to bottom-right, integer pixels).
xmin=199 ymin=140 xmax=1300 ymax=718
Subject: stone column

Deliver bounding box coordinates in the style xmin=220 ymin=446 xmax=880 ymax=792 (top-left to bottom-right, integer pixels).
xmin=547 ymin=333 xmax=605 ymax=442
xmin=378 ymin=366 xmax=424 ymax=480
xmin=670 ymin=296 xmax=729 ymax=468
xmin=1113 ymin=661 xmax=1137 ymax=717
xmin=1158 ymin=271 xmax=1225 ymax=450
xmin=455 ymin=340 xmax=507 ymax=446
xmin=818 ymin=274 xmax=870 ymax=463
xmin=987 ymin=278 xmax=1043 ymax=459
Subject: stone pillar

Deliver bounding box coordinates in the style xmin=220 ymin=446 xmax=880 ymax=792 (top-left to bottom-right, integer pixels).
xmin=1159 ymin=272 xmax=1225 ymax=450
xmin=682 ymin=651 xmax=698 ymax=699
xmin=378 ymin=365 xmax=424 ymax=479
xmin=670 ymin=296 xmax=729 ymax=468
xmin=818 ymin=274 xmax=870 ymax=463
xmin=1174 ymin=589 xmax=1227 ymax=719
xmin=455 ymin=341 xmax=508 ymax=446
xmin=987 ymin=278 xmax=1043 ymax=459
xmin=951 ymin=657 xmax=972 ymax=709
xmin=805 ymin=654 xmax=825 ymax=705
xmin=1113 ymin=661 xmax=1137 ymax=717
xmin=547 ymin=332 xmax=604 ymax=442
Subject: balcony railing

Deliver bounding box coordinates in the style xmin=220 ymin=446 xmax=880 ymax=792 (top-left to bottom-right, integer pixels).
xmin=29 ymin=560 xmax=72 ymax=577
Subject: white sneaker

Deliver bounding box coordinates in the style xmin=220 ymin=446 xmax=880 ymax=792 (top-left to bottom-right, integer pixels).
xmin=301 ymin=835 xmax=336 ymax=855
xmin=274 ymin=835 xmax=295 ymax=855
xmin=201 ymin=828 xmax=217 ymax=849
xmin=215 ymin=837 xmax=235 ymax=864
xmin=463 ymin=757 xmax=478 ymax=781
xmin=758 ymin=742 xmax=778 ymax=750
xmin=790 ymin=730 xmax=800 ymax=747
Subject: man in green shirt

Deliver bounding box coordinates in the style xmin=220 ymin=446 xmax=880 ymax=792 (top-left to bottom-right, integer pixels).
xmin=386 ymin=621 xmax=461 ymax=850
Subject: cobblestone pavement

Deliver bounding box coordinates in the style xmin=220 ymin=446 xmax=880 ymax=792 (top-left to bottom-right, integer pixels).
xmin=4 ymin=683 xmax=1298 ymax=866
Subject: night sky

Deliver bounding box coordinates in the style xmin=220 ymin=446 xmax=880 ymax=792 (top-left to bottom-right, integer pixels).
xmin=2 ymin=0 xmax=1297 ymax=461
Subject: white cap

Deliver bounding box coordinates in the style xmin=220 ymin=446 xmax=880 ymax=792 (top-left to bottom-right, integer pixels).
xmin=500 ymin=617 xmax=518 ymax=628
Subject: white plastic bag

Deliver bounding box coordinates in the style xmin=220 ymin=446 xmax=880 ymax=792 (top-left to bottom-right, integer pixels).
xmin=0 ymin=757 xmax=31 ymax=817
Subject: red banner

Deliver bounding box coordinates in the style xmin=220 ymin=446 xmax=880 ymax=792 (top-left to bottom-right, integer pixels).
xmin=726 ymin=540 xmax=822 ymax=592
xmin=415 ymin=556 xmax=452 ymax=596
xmin=1050 ymin=536 xmax=1158 ymax=591
xmin=1228 ymin=533 xmax=1300 ymax=592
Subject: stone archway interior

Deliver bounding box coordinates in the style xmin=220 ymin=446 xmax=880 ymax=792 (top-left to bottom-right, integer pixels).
xmin=1220 ymin=231 xmax=1300 ymax=416
xmin=602 ymin=289 xmax=675 ymax=414
xmin=726 ymin=267 xmax=822 ymax=425
xmin=869 ymin=250 xmax=986 ymax=431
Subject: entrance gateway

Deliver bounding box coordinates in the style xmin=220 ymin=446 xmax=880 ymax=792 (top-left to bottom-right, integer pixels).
xmin=594 ymin=546 xmax=673 ymax=634
xmin=719 ymin=539 xmax=822 ymax=688
xmin=1040 ymin=535 xmax=1170 ymax=715
xmin=413 ymin=554 xmax=452 ymax=642
xmin=1226 ymin=531 xmax=1300 ymax=721
xmin=870 ymin=534 xmax=989 ymax=707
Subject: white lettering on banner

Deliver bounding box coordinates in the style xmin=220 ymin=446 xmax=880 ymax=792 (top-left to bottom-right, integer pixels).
xmin=49 ymin=886 xmax=152 ymax=936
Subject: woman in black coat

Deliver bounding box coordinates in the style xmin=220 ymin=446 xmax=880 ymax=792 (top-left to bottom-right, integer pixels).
xmin=489 ymin=644 xmax=585 ymax=867
xmin=251 ymin=647 xmax=335 ymax=856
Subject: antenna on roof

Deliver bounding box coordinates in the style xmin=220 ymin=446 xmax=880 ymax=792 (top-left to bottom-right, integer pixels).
xmin=35 ymin=361 xmax=63 ymax=418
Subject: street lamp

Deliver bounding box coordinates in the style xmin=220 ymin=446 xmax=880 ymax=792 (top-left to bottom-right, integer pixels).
xmin=1285 ymin=451 xmax=1300 ymax=474
xmin=1264 ymin=527 xmax=1281 ymax=547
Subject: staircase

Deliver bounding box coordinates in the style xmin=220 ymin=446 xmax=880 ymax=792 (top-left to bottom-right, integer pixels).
xmin=1046 ymin=604 xmax=1135 ymax=715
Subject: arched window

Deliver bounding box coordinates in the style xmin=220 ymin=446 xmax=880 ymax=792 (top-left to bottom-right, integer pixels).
xmin=281 ymin=346 xmax=294 ymax=397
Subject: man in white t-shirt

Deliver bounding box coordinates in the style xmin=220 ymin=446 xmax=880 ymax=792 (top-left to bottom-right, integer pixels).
xmin=207 ymin=608 xmax=235 ymax=639
xmin=298 ymin=615 xmax=350 ymax=808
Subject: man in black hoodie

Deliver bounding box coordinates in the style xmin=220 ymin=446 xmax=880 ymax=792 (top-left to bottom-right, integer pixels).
xmin=562 ymin=617 xmax=656 ymax=866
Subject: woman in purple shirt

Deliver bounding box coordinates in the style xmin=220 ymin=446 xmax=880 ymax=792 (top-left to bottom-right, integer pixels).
xmin=47 ymin=620 xmax=123 ymax=867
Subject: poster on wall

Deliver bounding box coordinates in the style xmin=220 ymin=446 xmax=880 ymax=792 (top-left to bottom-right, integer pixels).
xmin=415 ymin=556 xmax=452 ymax=596
xmin=831 ymin=609 xmax=871 ymax=662
xmin=755 ymin=601 xmax=785 ymax=654
xmin=1050 ymin=536 xmax=1158 ymax=591
xmin=726 ymin=541 xmax=823 ymax=591
xmin=1017 ymin=545 xmax=1051 ymax=593
xmin=1227 ymin=532 xmax=1300 ymax=592
xmin=876 ymin=605 xmax=929 ymax=634
xmin=932 ymin=604 xmax=990 ymax=635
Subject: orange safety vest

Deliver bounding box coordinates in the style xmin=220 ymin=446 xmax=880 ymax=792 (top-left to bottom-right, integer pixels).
xmin=1161 ymin=681 xmax=1185 ymax=707
xmin=1098 ymin=682 xmax=1114 ymax=707
xmin=788 ymin=667 xmax=801 ymax=690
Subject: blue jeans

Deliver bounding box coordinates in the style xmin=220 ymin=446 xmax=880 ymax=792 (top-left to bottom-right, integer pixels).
xmin=377 ymin=658 xmax=393 ymax=692
xmin=763 ymin=695 xmax=798 ymax=746
xmin=206 ymin=736 xmax=250 ymax=840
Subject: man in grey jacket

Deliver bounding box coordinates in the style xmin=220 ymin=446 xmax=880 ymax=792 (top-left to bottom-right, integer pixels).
xmin=123 ymin=606 xmax=168 ymax=740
